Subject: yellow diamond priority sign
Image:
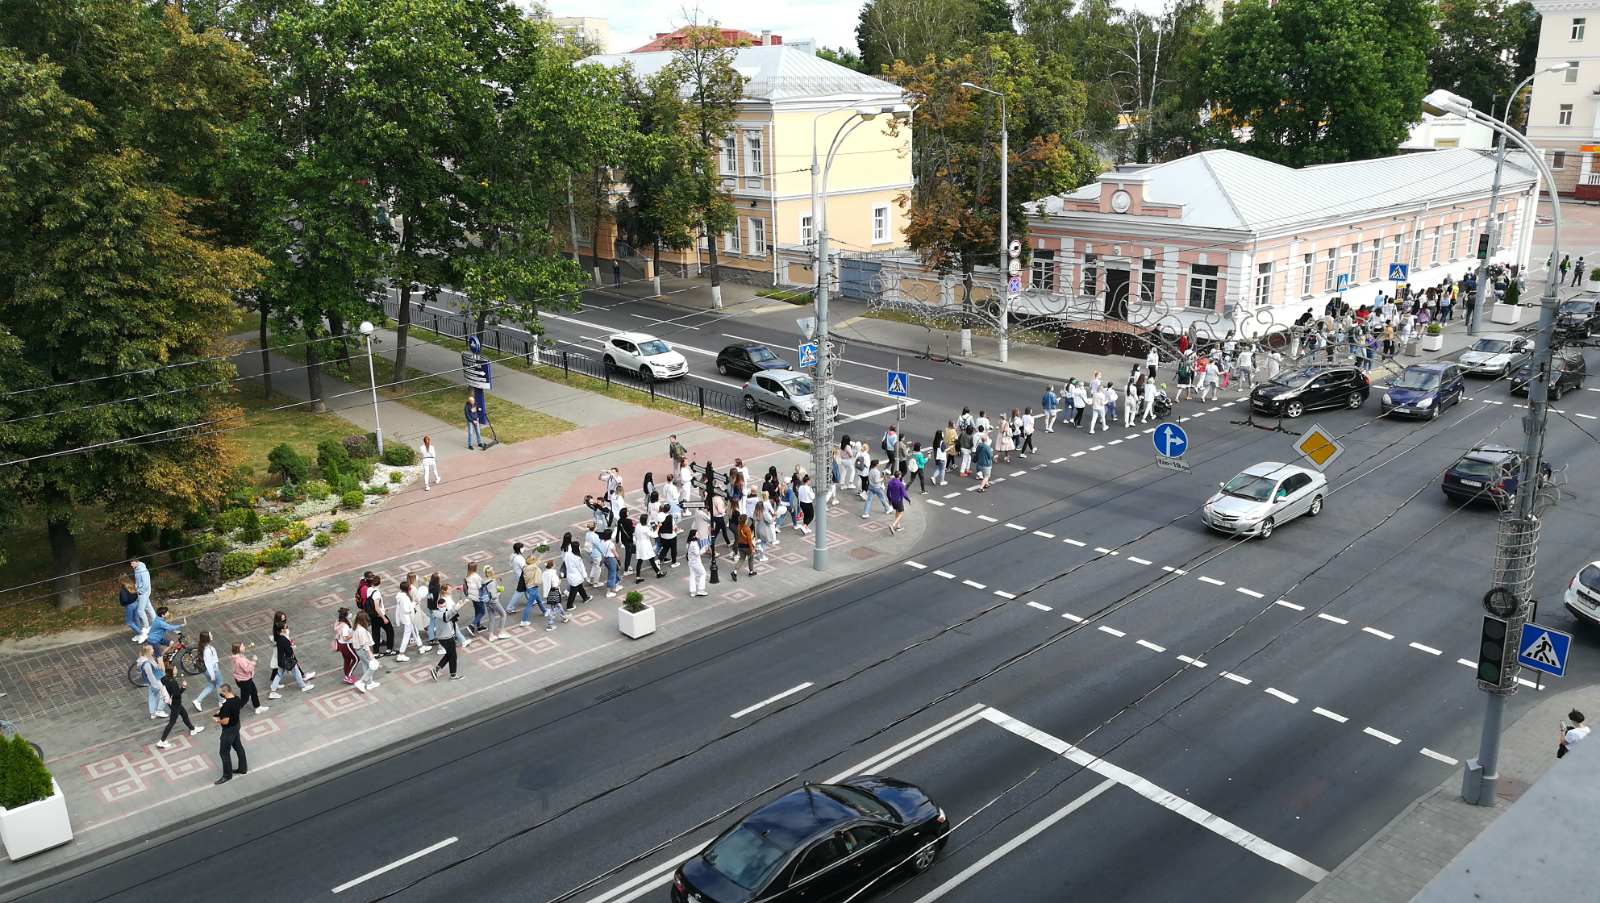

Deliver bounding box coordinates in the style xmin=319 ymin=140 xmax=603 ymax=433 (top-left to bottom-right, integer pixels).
xmin=1294 ymin=423 xmax=1344 ymax=471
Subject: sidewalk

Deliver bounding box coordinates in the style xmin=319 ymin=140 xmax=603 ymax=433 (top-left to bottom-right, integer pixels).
xmin=1298 ymin=685 xmax=1600 ymax=903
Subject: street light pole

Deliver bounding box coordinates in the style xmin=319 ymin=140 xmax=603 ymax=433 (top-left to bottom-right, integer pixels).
xmin=1425 ymin=89 xmax=1562 ymax=808
xmin=360 ymin=321 xmax=384 ymax=456
xmin=1470 ymin=65 xmax=1569 ymax=337
xmin=962 ymin=82 xmax=1010 ymax=363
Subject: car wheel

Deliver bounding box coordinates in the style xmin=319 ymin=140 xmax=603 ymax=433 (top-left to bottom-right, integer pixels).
xmin=1346 ymin=391 xmax=1363 ymax=410
xmin=1308 ymin=495 xmax=1323 ymax=516
xmin=911 ymin=840 xmax=940 ymax=873
xmin=1258 ymin=517 xmax=1275 ymax=539
xmin=603 ymin=355 xmax=615 ymax=373
xmin=639 ymin=366 xmax=654 ymax=383
xmin=1284 ymin=401 xmax=1304 ymax=418
xmin=788 ymin=407 xmax=805 ymax=424
xmin=1553 ymin=382 xmax=1565 ymax=402
xmin=717 ymin=362 xmax=729 ymax=376
xmin=743 ymin=394 xmax=757 ymax=411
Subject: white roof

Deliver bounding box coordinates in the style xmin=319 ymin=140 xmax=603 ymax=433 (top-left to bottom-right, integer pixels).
xmin=1036 ymin=148 xmax=1540 ymax=233
xmin=582 ymin=45 xmax=903 ymax=104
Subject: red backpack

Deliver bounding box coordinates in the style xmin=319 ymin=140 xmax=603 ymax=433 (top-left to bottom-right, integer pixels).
xmin=355 ymin=579 xmax=371 ymax=614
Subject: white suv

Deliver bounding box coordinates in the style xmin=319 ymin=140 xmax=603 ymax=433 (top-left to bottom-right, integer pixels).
xmin=602 ymin=332 xmax=689 ymax=381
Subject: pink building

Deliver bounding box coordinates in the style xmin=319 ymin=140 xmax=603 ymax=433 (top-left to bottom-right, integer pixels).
xmin=1021 ymin=148 xmax=1540 ymax=337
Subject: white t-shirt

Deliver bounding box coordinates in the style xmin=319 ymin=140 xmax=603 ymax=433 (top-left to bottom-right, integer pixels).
xmin=421 ymin=441 xmax=437 ymax=462
xmin=1021 ymin=413 xmax=1034 ymax=434
xmin=1565 ymin=724 xmax=1591 ymax=748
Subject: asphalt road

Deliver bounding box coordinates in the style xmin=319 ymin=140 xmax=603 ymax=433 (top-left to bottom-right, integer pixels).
xmin=29 ymin=339 xmax=1600 ymax=903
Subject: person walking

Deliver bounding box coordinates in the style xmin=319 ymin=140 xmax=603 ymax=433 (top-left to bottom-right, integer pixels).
xmin=538 ymin=559 xmax=566 ymax=629
xmin=957 ymin=425 xmax=975 ymax=476
xmin=1200 ymin=356 xmax=1221 ymax=402
xmin=994 ymin=413 xmax=1015 ymax=464
xmin=972 ymin=433 xmax=994 ymax=492
xmin=464 ymin=394 xmax=483 ymax=450
xmin=1020 ymin=408 xmax=1036 ymax=457
xmin=797 ymin=474 xmax=817 ymax=532
xmin=616 ymin=509 xmax=638 ymax=574
xmin=732 ymin=513 xmax=758 ymax=579
xmin=1125 ymin=372 xmax=1140 ymax=428
xmin=1146 ymin=347 xmax=1159 ymax=380
xmin=686 ymin=528 xmax=709 ymax=597
xmin=601 ymin=531 xmax=622 ymax=598
xmin=708 ymin=494 xmax=731 ymax=553
xmin=155 ymin=660 xmax=202 ymax=749
xmin=333 ymin=608 xmax=358 ymax=685
xmin=482 ymin=565 xmax=510 ymax=638
xmin=862 ymin=459 xmax=890 ymax=518
xmin=395 ymin=578 xmax=429 ymax=660
xmin=1070 ymin=380 xmax=1089 ymax=428
xmin=1236 ymin=346 xmax=1256 ymax=389
xmin=561 ymin=541 xmax=591 ymax=607
xmin=1574 ymin=257 xmax=1587 ymax=287
xmin=930 ymin=431 xmax=948 ymax=486
xmin=130 ymin=559 xmax=155 ymax=643
xmin=230 ymin=643 xmax=266 ymax=714
xmin=118 ymin=575 xmax=143 ymax=640
xmin=367 ymin=576 xmax=394 ymax=656
xmin=887 ymin=469 xmax=909 ymax=534
xmin=420 ymin=435 xmax=440 ymax=491
xmin=267 ymin=615 xmax=314 ymax=699
xmin=1559 ymin=254 xmax=1571 ymax=282
xmin=1104 ymin=385 xmax=1118 ymax=428
xmin=1041 ymin=385 xmax=1059 ymax=433
xmin=192 ymin=631 xmax=223 ymax=711
xmin=656 ymin=506 xmax=680 ymax=568
xmin=1087 ymin=384 xmax=1108 ymax=435
xmin=1142 ymin=376 xmax=1157 ymax=423
xmin=137 ymin=644 xmax=168 ymax=720
xmin=212 ymin=683 xmax=247 ymax=785
xmin=632 ymin=512 xmax=664 ymax=582
xmin=430 ymin=593 xmax=463 ymax=681
xmin=351 ymin=612 xmax=380 ymax=693
xmin=1559 ymin=709 xmax=1590 ymax=758
xmin=464 ymin=562 xmax=486 ymax=634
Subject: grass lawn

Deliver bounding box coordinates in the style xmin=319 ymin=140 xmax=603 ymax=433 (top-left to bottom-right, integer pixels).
xmin=232 ymin=391 xmax=366 ymax=484
xmin=756 ymin=287 xmax=813 ymax=305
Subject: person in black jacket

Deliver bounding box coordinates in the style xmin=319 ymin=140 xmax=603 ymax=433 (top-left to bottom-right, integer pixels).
xmin=213 ymin=683 xmax=247 ymax=784
xmin=267 ymin=614 xmax=315 ymax=699
xmin=155 ymin=661 xmax=202 ymax=750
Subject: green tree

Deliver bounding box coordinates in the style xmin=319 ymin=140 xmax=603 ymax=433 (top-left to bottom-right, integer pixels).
xmin=667 ymin=26 xmax=746 ymax=309
xmin=857 ymin=0 xmax=1015 ymax=75
xmin=616 ymin=66 xmax=704 ymax=281
xmin=816 ymin=46 xmax=865 ymax=72
xmin=1203 ymin=0 xmax=1436 ymax=166
xmin=0 ymin=1 xmax=263 ymax=608
xmin=1430 ymin=0 xmax=1538 ymax=121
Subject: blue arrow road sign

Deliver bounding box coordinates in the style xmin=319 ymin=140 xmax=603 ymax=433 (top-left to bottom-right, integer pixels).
xmin=1153 ymin=422 xmax=1188 ymax=458
xmin=798 ymin=342 xmax=818 ymax=368
xmin=1336 ymin=273 xmax=1351 ymax=292
xmin=1388 ymin=263 xmax=1409 ymax=282
xmin=1518 ymin=622 xmax=1572 ymax=678
xmin=886 ymin=370 xmax=910 ymax=398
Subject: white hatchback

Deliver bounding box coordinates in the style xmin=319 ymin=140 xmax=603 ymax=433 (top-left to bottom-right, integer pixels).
xmin=602 ymin=332 xmax=689 ymax=381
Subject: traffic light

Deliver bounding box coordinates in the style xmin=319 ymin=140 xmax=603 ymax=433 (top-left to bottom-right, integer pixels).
xmin=1476 ymin=233 xmax=1490 ymax=261
xmin=1476 ymin=615 xmax=1519 ymax=689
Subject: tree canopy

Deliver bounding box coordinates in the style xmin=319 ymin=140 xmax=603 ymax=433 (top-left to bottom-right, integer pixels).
xmin=1429 ymin=0 xmax=1539 ymax=122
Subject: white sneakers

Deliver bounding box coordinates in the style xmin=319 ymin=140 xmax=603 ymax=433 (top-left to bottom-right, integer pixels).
xmin=395 ymin=654 xmax=410 ymax=662
xmin=150 ymin=712 xmax=167 ymax=720
xmin=190 ymin=725 xmax=203 ymax=736
xmin=254 ymin=705 xmax=270 ymax=714
xmin=496 ymin=633 xmax=511 ymax=640
xmin=194 ymin=700 xmax=204 ymax=711
xmin=267 ymin=692 xmax=283 ymax=700
xmin=155 ymin=740 xmax=172 ymax=749
xmin=301 ymin=683 xmax=315 ymax=692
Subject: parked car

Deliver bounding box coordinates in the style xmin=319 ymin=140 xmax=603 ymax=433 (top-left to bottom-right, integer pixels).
xmin=1508 ymin=348 xmax=1587 ymax=399
xmin=1380 ymin=362 xmax=1466 ymax=420
xmin=743 ymin=369 xmax=836 ymax=423
xmin=1201 ymin=462 xmax=1328 ymax=539
xmin=1556 ymin=298 xmax=1600 ymax=339
xmin=602 ymin=332 xmax=688 ymax=381
xmin=717 ymin=343 xmax=792 ymax=379
xmin=1458 ymin=333 xmax=1532 ymax=377
xmin=1249 ymin=366 xmax=1370 ymax=419
xmin=672 ymin=777 xmax=948 ymax=903
xmin=1440 ymin=444 xmax=1551 ymax=509
xmin=1564 ymin=562 xmax=1600 ymax=628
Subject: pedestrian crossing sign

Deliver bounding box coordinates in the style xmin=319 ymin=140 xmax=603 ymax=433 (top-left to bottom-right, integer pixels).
xmin=1518 ymin=623 xmax=1572 ymax=678
xmin=1293 ymin=423 xmax=1344 ymax=470
xmin=1336 ymin=273 xmax=1351 ymax=292
xmin=886 ymin=370 xmax=910 ymax=398
xmin=798 ymin=341 xmax=818 ymax=368
xmin=1388 ymin=263 xmax=1409 ymax=282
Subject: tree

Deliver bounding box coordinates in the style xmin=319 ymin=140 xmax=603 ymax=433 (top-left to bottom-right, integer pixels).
xmin=1430 ymin=0 xmax=1538 ymax=121
xmin=1202 ymin=0 xmax=1436 ymax=166
xmin=816 ymin=46 xmax=864 ymax=72
xmin=0 ymin=1 xmax=263 ymax=608
xmin=667 ymin=26 xmax=746 ymax=309
xmin=884 ymin=36 xmax=1097 ymax=357
xmin=616 ymin=66 xmax=704 ymax=283
xmin=857 ymin=0 xmax=1015 ymax=75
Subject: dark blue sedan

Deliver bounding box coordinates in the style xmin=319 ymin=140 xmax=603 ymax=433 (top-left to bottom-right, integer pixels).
xmin=1380 ymin=362 xmax=1465 ymax=420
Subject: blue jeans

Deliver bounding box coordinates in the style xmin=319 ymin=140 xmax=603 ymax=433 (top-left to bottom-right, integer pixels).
xmin=863 ymin=487 xmax=889 ymax=516
xmin=539 ymin=594 xmax=563 ymax=628
xmin=428 ymin=610 xmax=441 ymax=642
xmin=472 ymin=596 xmax=487 ymax=630
xmin=519 ymin=587 xmax=542 ymax=625
xmin=466 ymin=418 xmax=482 ymax=449
xmin=194 ymin=668 xmax=222 ymax=707
xmin=123 ymin=603 xmax=142 ymax=633
xmin=605 ymin=557 xmax=619 ymax=591
xmin=135 ymin=594 xmax=155 ymax=633
xmin=146 ymin=685 xmax=165 ymax=716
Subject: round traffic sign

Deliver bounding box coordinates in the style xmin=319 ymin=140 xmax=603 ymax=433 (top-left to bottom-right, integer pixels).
xmin=1008 ymin=239 xmax=1022 ymax=258
xmin=1008 ymin=258 xmax=1022 ymax=275
xmin=1483 ymin=587 xmax=1518 ymax=618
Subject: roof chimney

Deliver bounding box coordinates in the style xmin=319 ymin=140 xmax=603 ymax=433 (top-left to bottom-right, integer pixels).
xmin=759 ymin=30 xmax=772 ymax=45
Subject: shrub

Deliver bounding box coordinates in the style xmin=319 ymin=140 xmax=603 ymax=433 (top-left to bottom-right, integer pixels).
xmin=304 ymin=479 xmax=331 ymax=501
xmin=381 ymin=444 xmax=416 ymax=466
xmin=363 ymin=484 xmax=389 ymax=496
xmin=267 ymin=443 xmax=309 ymax=485
xmin=215 ymin=507 xmax=251 ymax=534
xmin=255 ymin=546 xmax=298 ymax=571
xmin=330 ymin=472 xmax=361 ymax=496
xmin=1426 ymin=323 xmax=1443 ymax=336
xmin=348 ymin=456 xmax=375 ymax=484
xmin=313 ymin=532 xmax=333 ymax=549
xmin=316 ymin=439 xmax=351 ymax=480
xmin=0 ymin=734 xmax=54 ymax=809
xmin=260 ymin=514 xmax=290 ymax=535
xmin=158 ymin=526 xmax=186 ymax=551
xmin=282 ymin=522 xmax=311 ymax=545
xmin=199 ymin=533 xmax=231 ymax=556
xmin=278 ymin=483 xmax=302 ymax=504
xmin=389 ymin=471 xmax=403 ymax=484
xmin=340 ymin=489 xmax=365 ymax=510
xmin=342 ymin=433 xmax=377 ymax=460
xmin=238 ymin=509 xmax=263 ymax=544
xmin=622 ymin=590 xmax=647 ymax=613
xmin=330 ymin=519 xmax=351 ymax=535
xmin=220 ymin=551 xmax=259 ymax=580
xmin=1503 ymin=280 xmax=1521 ymax=305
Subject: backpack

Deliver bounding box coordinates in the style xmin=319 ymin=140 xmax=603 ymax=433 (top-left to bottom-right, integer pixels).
xmin=355 ymin=580 xmax=370 ymax=612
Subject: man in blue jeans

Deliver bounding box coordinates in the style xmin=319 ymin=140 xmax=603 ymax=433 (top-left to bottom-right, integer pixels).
xmin=464 ymin=394 xmax=483 ymax=450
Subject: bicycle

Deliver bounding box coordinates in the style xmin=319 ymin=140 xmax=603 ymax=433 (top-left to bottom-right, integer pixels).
xmin=126 ymin=631 xmax=202 ymax=688
xmin=0 ymin=718 xmax=43 ymax=760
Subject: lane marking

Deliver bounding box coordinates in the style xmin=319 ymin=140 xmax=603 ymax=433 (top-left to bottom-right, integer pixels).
xmin=1362 ymin=627 xmax=1394 ymax=640
xmin=1137 ymin=639 xmax=1167 ymax=653
xmin=1090 ymin=445 xmax=1105 ymax=451
xmin=1061 ymin=612 xmax=1084 ymax=623
xmin=1198 ymin=576 xmax=1226 ymax=586
xmin=1364 ymin=727 xmax=1402 ymax=746
xmin=1275 ymin=599 xmax=1305 ymax=611
xmin=944 ymin=492 xmax=962 ymax=499
xmin=1026 ymin=601 xmax=1052 ymax=611
xmin=905 ymin=561 xmax=927 ymax=570
xmin=1264 ymin=688 xmax=1299 ymax=705
xmin=1098 ymin=626 xmax=1127 ymax=638
xmin=1313 ymin=707 xmax=1348 ymax=724
xmin=1094 ymin=546 xmax=1114 ymax=554
xmin=1236 ymin=587 xmax=1264 ymax=599
xmin=730 ymin=682 xmax=815 ymax=719
xmin=977 ymin=514 xmax=999 ymax=523
xmin=1108 ymin=439 xmax=1123 ymax=446
xmin=927 ymin=499 xmax=946 ymax=507
xmin=1033 ymin=530 xmax=1057 ymax=539
xmin=1316 ymin=613 xmax=1349 ymax=625
xmin=981 ymin=708 xmax=1329 ymax=883
xmin=333 ymin=837 xmax=459 ymax=894
xmin=829 ymin=704 xmax=988 ymax=783
xmin=1162 ymin=566 xmax=1188 ymax=575
xmin=1221 ymin=672 xmax=1252 ymax=685
xmin=994 ymin=590 xmax=1018 ymax=600
xmin=1071 ymin=451 xmax=1087 ymax=458
xmin=1409 ymin=642 xmax=1442 ymax=656
xmin=1063 ymin=538 xmax=1087 ymax=547
xmin=1127 ymin=556 xmax=1152 ymax=565
xmin=1051 ymin=457 xmax=1067 ymax=464
xmin=908 ymin=779 xmax=1116 ymax=903
xmin=1176 ymin=655 xmax=1207 ymax=668
xmin=1005 ymin=522 xmax=1027 ymax=531
xmin=961 ymin=579 xmax=988 ymax=590
xmin=1011 ymin=470 xmax=1029 ymax=478
xmin=933 ymin=570 xmax=956 ymax=580
xmin=951 ymin=507 xmax=972 ymax=515
xmin=1420 ymin=748 xmax=1459 ymax=766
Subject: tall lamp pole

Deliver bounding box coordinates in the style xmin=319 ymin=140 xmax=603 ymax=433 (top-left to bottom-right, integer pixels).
xmin=1424 ymin=89 xmax=1562 ymax=808
xmin=961 ymin=82 xmax=1010 ymax=363
xmin=810 ymin=102 xmax=913 ymax=572
xmin=1470 ymin=64 xmax=1569 ymax=336
xmin=359 ymin=320 xmax=384 ymax=456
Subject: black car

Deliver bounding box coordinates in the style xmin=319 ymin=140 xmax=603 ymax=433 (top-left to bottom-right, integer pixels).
xmin=1250 ymin=366 xmax=1370 ymax=418
xmin=1441 ymin=444 xmax=1551 ymax=509
xmin=1508 ymin=348 xmax=1587 ymax=399
xmin=1556 ymin=298 xmax=1600 ymax=338
xmin=1380 ymin=362 xmax=1466 ymax=419
xmin=673 ymin=778 xmax=948 ymax=903
xmin=717 ymin=344 xmax=792 ymax=379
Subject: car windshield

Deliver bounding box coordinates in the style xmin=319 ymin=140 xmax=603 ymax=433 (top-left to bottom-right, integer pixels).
xmin=703 ymin=825 xmax=792 ymax=891
xmin=819 ymin=784 xmax=896 ymax=822
xmin=638 ymin=340 xmax=671 ymax=356
xmin=1560 ymin=301 xmax=1595 ymax=314
xmin=781 ymin=376 xmax=814 ymax=396
xmin=1452 ymin=458 xmax=1501 ymax=479
xmin=1221 ymin=474 xmax=1278 ymax=501
xmin=1393 ymin=370 xmax=1442 ymax=390
xmin=1265 ymin=369 xmax=1317 ymax=389
xmin=748 ymin=346 xmax=779 ymax=363
xmin=1470 ymin=339 xmax=1513 ymax=354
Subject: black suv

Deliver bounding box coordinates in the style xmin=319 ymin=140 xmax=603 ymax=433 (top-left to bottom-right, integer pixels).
xmin=716 ymin=343 xmax=791 ymax=379
xmin=1557 ymin=297 xmax=1600 ymax=338
xmin=1250 ymin=366 xmax=1370 ymax=418
xmin=1508 ymin=348 xmax=1588 ymax=399
xmin=1442 ymin=444 xmax=1552 ymax=509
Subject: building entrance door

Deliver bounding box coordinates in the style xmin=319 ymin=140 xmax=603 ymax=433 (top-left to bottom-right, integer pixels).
xmin=1105 ymin=267 xmax=1130 ymax=320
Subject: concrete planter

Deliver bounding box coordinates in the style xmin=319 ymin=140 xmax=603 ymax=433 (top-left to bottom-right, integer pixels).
xmin=1491 ymin=303 xmax=1523 ymax=326
xmin=618 ymin=605 xmax=656 ymax=639
xmin=0 ymin=779 xmax=73 ymax=861
xmin=1421 ymin=332 xmax=1445 ymax=352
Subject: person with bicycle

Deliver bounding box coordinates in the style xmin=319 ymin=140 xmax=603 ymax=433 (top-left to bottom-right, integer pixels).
xmin=146 ymin=606 xmax=183 ymax=660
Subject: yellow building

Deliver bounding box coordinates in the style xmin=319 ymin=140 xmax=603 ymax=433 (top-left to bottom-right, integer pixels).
xmin=582 ymin=44 xmax=912 ymax=286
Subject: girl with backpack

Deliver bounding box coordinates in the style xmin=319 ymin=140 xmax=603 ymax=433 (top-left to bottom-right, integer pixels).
xmin=367 ymin=576 xmax=394 ymax=656
xmin=429 ymin=594 xmax=462 ymax=681
xmin=481 ymin=565 xmax=509 ymax=640
xmin=268 ymin=614 xmax=314 ymax=698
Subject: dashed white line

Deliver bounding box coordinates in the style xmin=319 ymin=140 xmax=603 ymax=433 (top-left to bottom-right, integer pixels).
xmin=1107 ymin=439 xmax=1123 ymax=446
xmin=1176 ymin=655 xmax=1207 ymax=668
xmin=1071 ymin=451 xmax=1087 ymax=457
xmin=1026 ymin=601 xmax=1052 ymax=611
xmin=1409 ymin=642 xmax=1442 ymax=656
xmin=1098 ymin=625 xmax=1127 ymax=638
xmin=995 ymin=590 xmax=1018 ymax=600
xmin=730 ymin=682 xmax=815 ymax=719
xmin=905 ymin=561 xmax=928 ymax=570
xmin=1136 ymin=639 xmax=1167 ymax=653
xmin=1094 ymin=546 xmax=1114 ymax=554
xmin=1420 ymin=748 xmax=1459 ymax=766
xmin=1264 ymin=688 xmax=1299 ymax=705
xmin=1221 ymin=672 xmax=1252 ymax=685
xmin=333 ymin=838 xmax=460 ymax=894
xmin=976 ymin=514 xmax=998 ymax=523
xmin=1364 ymin=727 xmax=1402 ymax=746
xmin=1063 ymin=538 xmax=1087 ymax=547
xmin=951 ymin=507 xmax=972 ymax=515
xmin=1362 ymin=627 xmax=1395 ymax=640
xmin=1050 ymin=457 xmax=1067 ymax=464
xmin=1162 ymin=566 xmax=1188 ymax=575
xmin=1316 ymin=613 xmax=1349 ymax=625
xmin=944 ymin=492 xmax=962 ymax=499
xmin=1011 ymin=470 xmax=1028 ymax=478
xmin=1090 ymin=445 xmax=1105 ymax=451
xmin=1128 ymin=556 xmax=1153 ymax=566
xmin=1004 ymin=522 xmax=1026 ymax=531
xmin=1275 ymin=599 xmax=1305 ymax=611
xmin=927 ymin=499 xmax=946 ymax=507
xmin=1313 ymin=707 xmax=1348 ymax=724
xmin=961 ymin=579 xmax=988 ymax=590
xmin=1578 ymin=412 xmax=1599 ymax=420
xmin=1032 ymin=530 xmax=1056 ymax=539
xmin=1236 ymin=587 xmax=1264 ymax=599
xmin=1197 ymin=576 xmax=1226 ymax=586
xmin=1208 ymin=406 xmax=1222 ymax=412
xmin=1142 ymin=428 xmax=1156 ymax=434
xmin=1060 ymin=612 xmax=1084 ymax=623
xmin=933 ymin=570 xmax=957 ymax=580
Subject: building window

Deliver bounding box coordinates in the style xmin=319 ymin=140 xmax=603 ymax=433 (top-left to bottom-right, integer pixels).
xmin=720 ymin=135 xmax=737 ymax=175
xmin=871 ymin=205 xmax=890 ymax=243
xmin=1323 ymin=248 xmax=1337 ymax=291
xmin=745 ymin=132 xmax=763 ymax=176
xmin=1031 ymin=250 xmax=1057 ymax=292
xmin=1389 ymin=235 xmax=1402 ymax=275
xmin=1302 ymin=252 xmax=1314 ymax=296
xmin=1368 ymin=239 xmax=1381 ymax=280
xmin=723 ymin=226 xmax=740 ymax=255
xmin=1141 ymin=258 xmax=1157 ymax=304
xmin=1567 ymin=63 xmax=1581 ymax=84
xmin=1559 ymin=104 xmax=1574 ymax=126
xmin=1347 ymin=243 xmax=1360 ymax=284
xmin=1430 ymin=230 xmax=1441 ymax=265
xmin=1552 ymin=150 xmax=1568 ymax=169
xmin=1410 ymin=228 xmax=1422 ymax=269
xmin=749 ymin=218 xmax=766 ymax=256
xmin=1447 ymin=224 xmax=1459 ymax=260
xmin=799 ymin=214 xmax=813 ymax=247
xmin=1573 ymin=17 xmax=1586 ymax=40
xmin=1254 ymin=262 xmax=1273 ymax=306
xmin=1083 ymin=253 xmax=1099 ymax=296
xmin=1188 ymin=264 xmax=1218 ymax=310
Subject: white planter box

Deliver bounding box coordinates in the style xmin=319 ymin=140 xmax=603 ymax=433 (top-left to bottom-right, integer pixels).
xmin=0 ymin=779 xmax=73 ymax=861
xmin=618 ymin=605 xmax=656 ymax=639
xmin=1491 ymin=303 xmax=1523 ymax=326
xmin=1421 ymin=332 xmax=1445 ymax=352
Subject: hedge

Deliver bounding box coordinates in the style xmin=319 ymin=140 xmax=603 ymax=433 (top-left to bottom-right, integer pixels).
xmin=0 ymin=734 xmax=54 ymax=809
xmin=214 ymin=507 xmax=251 ymax=534
xmin=220 ymin=551 xmax=258 ymax=581
xmin=381 ymin=444 xmax=416 ymax=466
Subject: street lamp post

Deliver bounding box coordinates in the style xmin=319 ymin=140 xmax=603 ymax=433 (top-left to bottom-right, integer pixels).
xmin=1470 ymin=64 xmax=1570 ymax=336
xmin=961 ymin=82 xmax=1010 ymax=363
xmin=1424 ymin=89 xmax=1562 ymax=808
xmin=359 ymin=320 xmax=384 ymax=456
xmin=810 ymin=103 xmax=912 ymax=572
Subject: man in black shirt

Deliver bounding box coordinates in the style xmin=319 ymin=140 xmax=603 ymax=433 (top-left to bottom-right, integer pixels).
xmin=213 ymin=683 xmax=248 ymax=785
